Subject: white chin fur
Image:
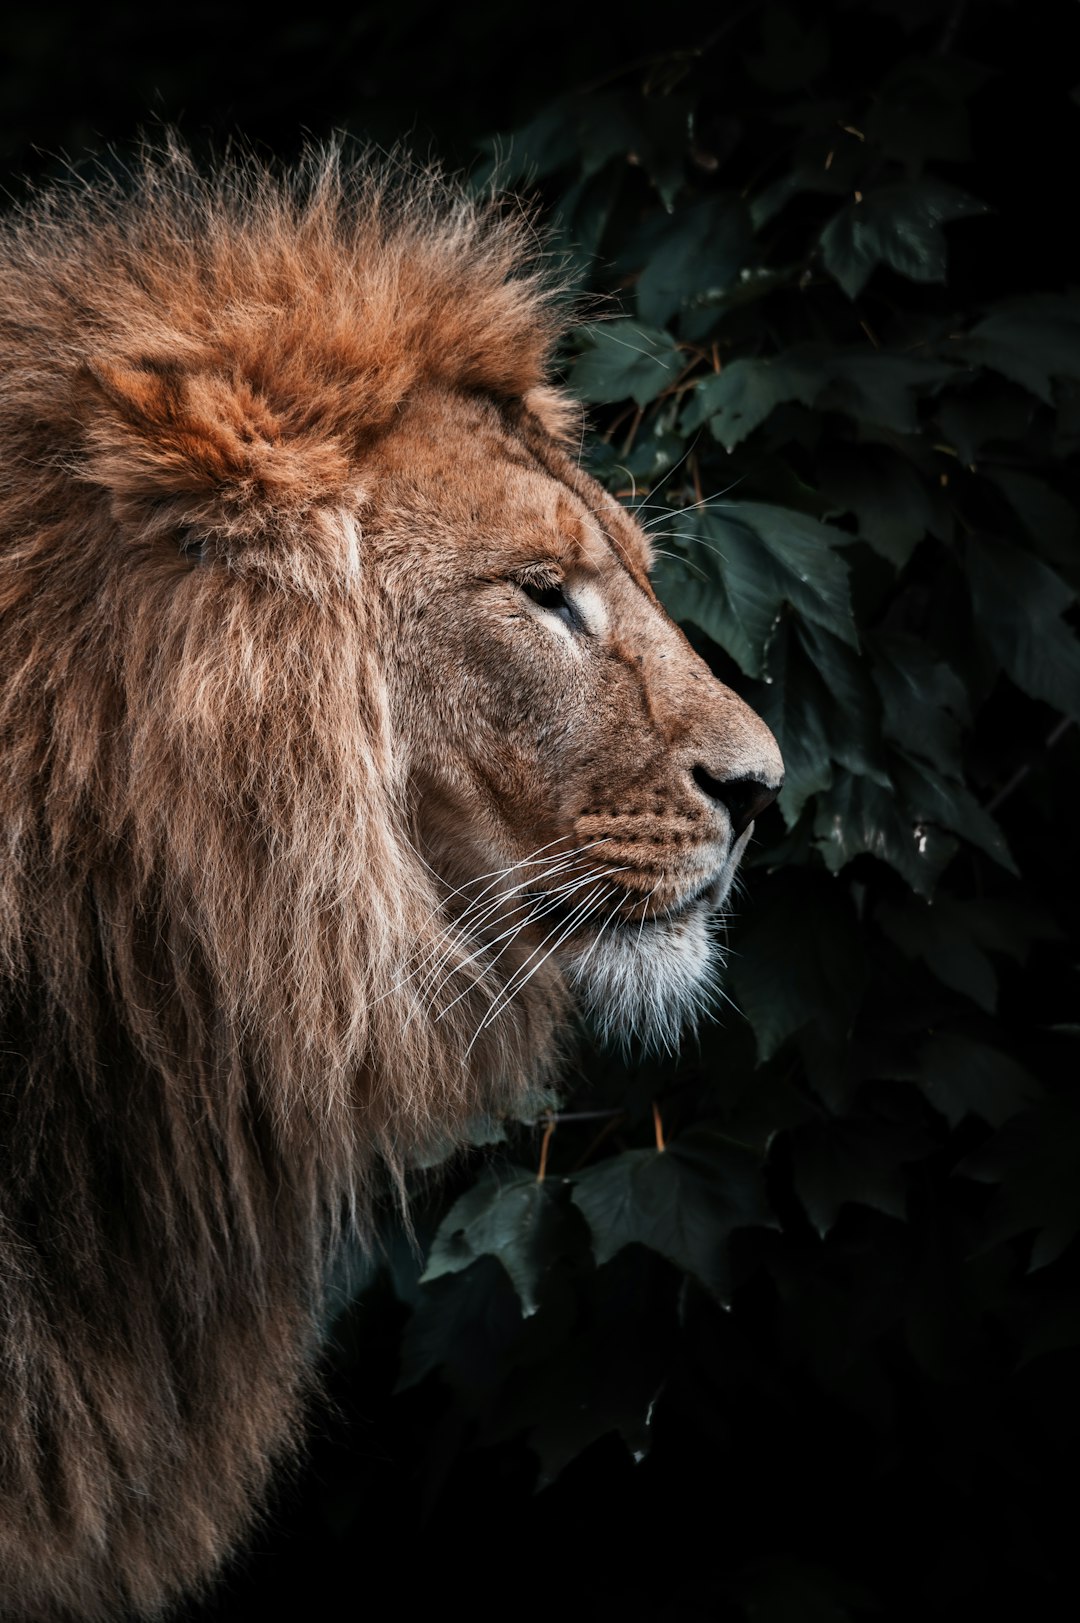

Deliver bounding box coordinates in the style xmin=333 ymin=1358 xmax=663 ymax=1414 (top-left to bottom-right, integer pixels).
xmin=561 ymin=903 xmax=721 ymax=1056
xmin=558 ymin=827 xmax=750 ymax=1056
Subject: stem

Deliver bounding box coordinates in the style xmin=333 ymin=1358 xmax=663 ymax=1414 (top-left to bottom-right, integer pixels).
xmin=986 ymin=717 xmax=1073 ymax=814
xmin=537 ymin=1117 xmax=556 ymax=1183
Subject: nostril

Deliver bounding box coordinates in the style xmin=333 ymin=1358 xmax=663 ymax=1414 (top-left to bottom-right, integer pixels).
xmin=691 ymin=766 xmax=782 ymax=838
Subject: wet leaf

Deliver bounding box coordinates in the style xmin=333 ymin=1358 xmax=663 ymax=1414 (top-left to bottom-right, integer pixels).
xmin=813 ymin=769 xmax=958 ymax=895
xmin=821 ymin=179 xmax=988 ymax=299
xmin=892 ymin=751 xmax=1016 ymax=874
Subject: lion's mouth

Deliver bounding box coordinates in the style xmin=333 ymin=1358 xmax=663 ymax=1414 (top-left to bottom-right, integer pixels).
xmin=523 ymin=872 xmax=719 ymax=938
xmin=517 ymin=824 xmax=753 ymax=941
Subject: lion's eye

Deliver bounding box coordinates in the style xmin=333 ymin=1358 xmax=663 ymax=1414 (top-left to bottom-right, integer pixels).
xmin=521 ymin=579 xmax=577 ymax=628
xmin=179 ymin=528 xmax=208 ymax=563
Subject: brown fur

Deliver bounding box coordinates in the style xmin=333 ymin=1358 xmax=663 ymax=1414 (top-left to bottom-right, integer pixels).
xmin=0 ymin=143 xmax=781 ymax=1619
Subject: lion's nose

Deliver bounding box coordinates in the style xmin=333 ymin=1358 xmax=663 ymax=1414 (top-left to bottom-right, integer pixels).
xmin=691 ymin=766 xmax=782 ymax=838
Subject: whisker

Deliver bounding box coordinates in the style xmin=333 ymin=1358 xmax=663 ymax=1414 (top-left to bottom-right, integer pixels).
xmin=428 ymin=861 xmax=629 ymax=1020
xmin=381 ymin=838 xmax=612 ymax=1009
xmin=411 ymin=849 xmax=618 ymax=1004
xmin=463 ymin=879 xmax=623 ymax=1057
xmin=638 ymin=475 xmax=748 ymax=531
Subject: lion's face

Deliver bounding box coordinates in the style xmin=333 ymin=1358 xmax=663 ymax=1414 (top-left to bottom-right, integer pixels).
xmin=367 ymin=387 xmax=783 ymax=1049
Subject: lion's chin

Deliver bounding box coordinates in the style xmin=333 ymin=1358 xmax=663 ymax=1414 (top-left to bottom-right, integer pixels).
xmin=557 ymin=826 xmax=751 ymax=1055
xmin=560 ymin=903 xmax=720 ymax=1056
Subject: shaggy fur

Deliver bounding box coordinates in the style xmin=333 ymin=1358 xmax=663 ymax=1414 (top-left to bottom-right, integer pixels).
xmin=0 ymin=143 xmax=781 ymax=1619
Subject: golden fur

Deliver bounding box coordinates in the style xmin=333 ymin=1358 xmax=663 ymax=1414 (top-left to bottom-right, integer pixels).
xmin=0 ymin=144 xmax=781 ymax=1618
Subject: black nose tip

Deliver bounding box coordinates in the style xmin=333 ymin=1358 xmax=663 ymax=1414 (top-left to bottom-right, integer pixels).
xmin=691 ymin=767 xmax=782 ymax=838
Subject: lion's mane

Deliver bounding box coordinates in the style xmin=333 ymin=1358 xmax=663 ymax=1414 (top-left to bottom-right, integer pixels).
xmin=0 ymin=145 xmax=570 ymax=1619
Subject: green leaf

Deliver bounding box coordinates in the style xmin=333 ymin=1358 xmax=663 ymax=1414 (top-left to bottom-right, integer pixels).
xmin=958 ymin=1095 xmax=1080 ymax=1269
xmin=812 ymin=768 xmax=958 ymax=896
xmin=877 ymin=894 xmax=1059 ymax=1012
xmin=421 ymin=1170 xmax=567 ymax=1316
xmin=892 ymin=751 xmax=1016 ymax=873
xmin=912 ymin=1033 xmax=1042 ymax=1128
xmin=552 ymin=168 xmax=622 ymax=272
xmin=821 ymin=445 xmax=950 ymax=568
xmin=514 ymin=1251 xmax=668 ymax=1484
xmin=821 ymin=179 xmax=988 ymax=299
xmin=651 ymin=504 xmax=855 ymax=678
xmin=680 ymin=349 xmax=822 ymax=450
xmin=933 ymin=376 xmax=1035 ymax=463
xmin=988 ymin=469 xmax=1080 ymax=584
xmin=682 ymin=346 xmax=949 ymax=451
xmin=397 ymin=1258 xmax=522 ymax=1392
xmin=865 ymin=57 xmax=988 ymax=172
xmin=633 ymin=197 xmax=752 ymax=328
xmin=967 ymin=534 xmax=1080 ymax=720
xmin=879 ymin=898 xmax=995 ymax=1011
xmin=949 ymin=294 xmax=1080 ymax=403
xmin=472 ymin=102 xmax=579 ymax=188
xmin=569 ymin=320 xmax=682 ymax=408
xmin=570 ymin=1127 xmax=776 ymax=1300
xmin=870 ymin=632 xmax=968 ymax=775
xmin=751 ymin=618 xmax=888 ymax=826
xmin=820 ymin=351 xmax=953 ymax=433
xmin=789 ymin=1117 xmax=932 ymax=1236
xmin=729 ymin=871 xmax=865 ymax=1064
xmin=747 ymin=628 xmax=833 ymax=823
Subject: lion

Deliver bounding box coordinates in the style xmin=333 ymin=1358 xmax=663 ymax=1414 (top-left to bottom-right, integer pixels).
xmin=0 ymin=143 xmax=782 ymax=1619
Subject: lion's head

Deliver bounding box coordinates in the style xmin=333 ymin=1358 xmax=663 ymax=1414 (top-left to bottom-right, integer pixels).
xmin=0 ymin=145 xmax=781 ymax=1619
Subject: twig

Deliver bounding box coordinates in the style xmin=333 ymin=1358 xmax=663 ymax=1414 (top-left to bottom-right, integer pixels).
xmin=986 ymin=717 xmax=1074 ymax=814
xmin=536 ymin=1118 xmax=556 ymax=1183
xmin=621 ymin=405 xmax=644 ymax=456
xmin=543 ymin=1108 xmax=626 ymax=1123
xmin=690 ymin=454 xmax=704 ymax=506
xmin=652 ymin=1102 xmax=666 ymax=1152
xmin=602 ymin=404 xmax=638 ymax=444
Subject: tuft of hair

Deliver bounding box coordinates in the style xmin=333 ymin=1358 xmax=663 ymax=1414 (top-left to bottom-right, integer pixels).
xmin=561 ymin=911 xmax=725 ymax=1057
xmin=0 ymin=140 xmax=570 ymax=1621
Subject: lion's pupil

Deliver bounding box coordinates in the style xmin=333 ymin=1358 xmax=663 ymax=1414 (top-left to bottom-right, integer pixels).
xmin=524 ymin=580 xmax=573 ymax=622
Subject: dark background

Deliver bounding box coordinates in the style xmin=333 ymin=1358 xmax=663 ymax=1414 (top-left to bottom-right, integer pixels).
xmin=4 ymin=4 xmax=1078 ymax=1619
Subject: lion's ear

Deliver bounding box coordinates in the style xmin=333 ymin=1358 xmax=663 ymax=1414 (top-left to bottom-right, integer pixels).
xmin=77 ymin=358 xmax=356 ymax=514
xmin=76 ymin=357 xmax=287 ymax=498
xmin=523 ymin=385 xmax=583 ymax=447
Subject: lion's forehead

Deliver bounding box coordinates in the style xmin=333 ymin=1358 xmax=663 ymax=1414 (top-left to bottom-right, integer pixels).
xmin=371 ymin=390 xmax=654 ymax=589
